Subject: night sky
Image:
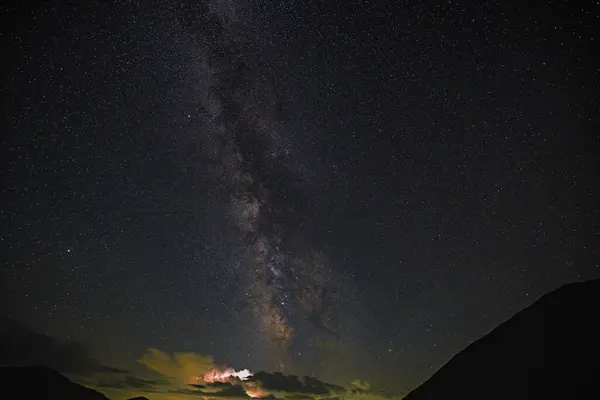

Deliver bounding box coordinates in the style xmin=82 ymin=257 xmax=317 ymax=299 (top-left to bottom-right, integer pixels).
xmin=2 ymin=0 xmax=599 ymax=398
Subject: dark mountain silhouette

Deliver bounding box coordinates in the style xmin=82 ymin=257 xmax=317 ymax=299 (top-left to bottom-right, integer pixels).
xmin=404 ymin=279 xmax=600 ymax=400
xmin=0 ymin=365 xmax=109 ymax=400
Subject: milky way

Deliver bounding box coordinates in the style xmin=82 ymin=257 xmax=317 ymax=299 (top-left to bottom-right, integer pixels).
xmin=182 ymin=2 xmax=355 ymax=366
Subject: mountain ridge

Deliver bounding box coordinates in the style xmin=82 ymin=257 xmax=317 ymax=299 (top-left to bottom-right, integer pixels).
xmin=0 ymin=365 xmax=110 ymax=400
xmin=403 ymin=279 xmax=600 ymax=400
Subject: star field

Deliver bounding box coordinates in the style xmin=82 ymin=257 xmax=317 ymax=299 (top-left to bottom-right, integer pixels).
xmin=1 ymin=0 xmax=599 ymax=395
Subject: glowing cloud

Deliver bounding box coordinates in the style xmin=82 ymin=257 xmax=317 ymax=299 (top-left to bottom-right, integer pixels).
xmin=139 ymin=349 xmax=227 ymax=385
xmin=244 ymin=382 xmax=269 ymax=398
xmin=203 ymin=367 xmax=253 ymax=383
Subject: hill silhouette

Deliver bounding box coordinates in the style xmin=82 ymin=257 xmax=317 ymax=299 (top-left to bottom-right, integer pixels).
xmin=403 ymin=279 xmax=600 ymax=400
xmin=0 ymin=365 xmax=109 ymax=400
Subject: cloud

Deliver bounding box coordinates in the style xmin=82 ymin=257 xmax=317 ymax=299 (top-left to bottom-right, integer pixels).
xmin=249 ymin=371 xmax=344 ymax=395
xmin=350 ymin=380 xmax=371 ymax=391
xmin=168 ymin=382 xmax=250 ymax=398
xmin=136 ymin=349 xmax=346 ymax=398
xmin=169 ymin=387 xmax=205 ymax=395
xmin=205 ymin=381 xmax=239 ymax=389
xmin=97 ymin=365 xmax=130 ymax=374
xmin=205 ymin=383 xmax=250 ymax=397
xmin=138 ymin=348 xmax=219 ymax=384
xmin=189 ymin=383 xmax=206 ymax=389
xmin=96 ymin=380 xmax=127 ymax=389
xmin=245 ymin=373 xmax=404 ymax=400
xmin=84 ymin=345 xmax=404 ymax=400
xmin=125 ymin=376 xmax=170 ymax=390
xmin=0 ymin=316 xmax=127 ymax=375
xmin=284 ymin=395 xmax=315 ymax=400
xmin=133 ymin=347 xmax=405 ymax=400
xmin=345 ymin=391 xmax=402 ymax=400
xmin=96 ymin=375 xmax=169 ymax=392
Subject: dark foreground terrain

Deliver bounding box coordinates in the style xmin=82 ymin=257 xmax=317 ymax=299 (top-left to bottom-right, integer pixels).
xmin=404 ymin=279 xmax=600 ymax=400
xmin=0 ymin=365 xmax=109 ymax=400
